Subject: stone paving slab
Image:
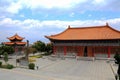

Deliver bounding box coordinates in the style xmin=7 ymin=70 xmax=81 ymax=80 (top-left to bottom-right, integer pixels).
xmin=0 ymin=58 xmax=115 ymax=80
xmin=110 ymin=61 xmax=118 ymax=75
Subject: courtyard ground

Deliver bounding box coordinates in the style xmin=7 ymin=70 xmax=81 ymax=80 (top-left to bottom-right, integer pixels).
xmin=0 ymin=55 xmax=116 ymax=80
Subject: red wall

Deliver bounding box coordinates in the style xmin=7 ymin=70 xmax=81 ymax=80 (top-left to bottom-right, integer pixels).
xmin=53 ymin=46 xmax=120 ymax=57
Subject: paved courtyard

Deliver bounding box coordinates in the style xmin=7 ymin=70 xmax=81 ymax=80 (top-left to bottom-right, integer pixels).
xmin=0 ymin=57 xmax=116 ymax=80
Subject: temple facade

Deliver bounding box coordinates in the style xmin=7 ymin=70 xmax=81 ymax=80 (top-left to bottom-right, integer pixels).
xmin=4 ymin=34 xmax=26 ymax=54
xmin=45 ymin=23 xmax=120 ymax=58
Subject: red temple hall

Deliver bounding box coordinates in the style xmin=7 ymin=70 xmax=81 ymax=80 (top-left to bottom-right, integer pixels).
xmin=4 ymin=34 xmax=26 ymax=53
xmin=45 ymin=23 xmax=120 ymax=58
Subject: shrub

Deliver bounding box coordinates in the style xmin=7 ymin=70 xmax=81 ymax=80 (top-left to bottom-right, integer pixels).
xmin=1 ymin=64 xmax=14 ymax=69
xmin=3 ymin=52 xmax=8 ymax=64
xmin=6 ymin=64 xmax=14 ymax=69
xmin=114 ymin=53 xmax=120 ymax=64
xmin=0 ymin=62 xmax=2 ymax=67
xmin=28 ymin=63 xmax=35 ymax=70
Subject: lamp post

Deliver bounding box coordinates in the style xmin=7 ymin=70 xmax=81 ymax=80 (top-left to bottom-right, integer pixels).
xmin=25 ymin=40 xmax=29 ymax=61
xmin=14 ymin=43 xmax=17 ymax=67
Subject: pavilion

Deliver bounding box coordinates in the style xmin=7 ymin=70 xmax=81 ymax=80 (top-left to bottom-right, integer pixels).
xmin=45 ymin=23 xmax=120 ymax=58
xmin=4 ymin=34 xmax=26 ymax=53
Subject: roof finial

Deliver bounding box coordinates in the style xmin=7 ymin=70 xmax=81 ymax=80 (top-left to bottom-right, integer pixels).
xmin=68 ymin=25 xmax=71 ymax=28
xmin=106 ymin=22 xmax=109 ymax=26
xmin=15 ymin=33 xmax=18 ymax=35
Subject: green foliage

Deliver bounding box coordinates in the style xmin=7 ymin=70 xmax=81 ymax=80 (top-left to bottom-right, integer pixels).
xmin=24 ymin=47 xmax=37 ymax=54
xmin=28 ymin=63 xmax=35 ymax=70
xmin=6 ymin=64 xmax=14 ymax=69
xmin=3 ymin=52 xmax=8 ymax=64
xmin=114 ymin=52 xmax=120 ymax=64
xmin=32 ymin=41 xmax=46 ymax=52
xmin=0 ymin=45 xmax=14 ymax=57
xmin=2 ymin=64 xmax=14 ymax=69
xmin=0 ymin=61 xmax=2 ymax=67
xmin=0 ymin=46 xmax=4 ymax=57
xmin=30 ymin=54 xmax=42 ymax=58
xmin=32 ymin=41 xmax=53 ymax=55
xmin=45 ymin=43 xmax=52 ymax=53
xmin=3 ymin=46 xmax=14 ymax=54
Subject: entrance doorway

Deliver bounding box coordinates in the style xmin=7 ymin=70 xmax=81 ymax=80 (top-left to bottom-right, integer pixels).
xmin=84 ymin=46 xmax=88 ymax=57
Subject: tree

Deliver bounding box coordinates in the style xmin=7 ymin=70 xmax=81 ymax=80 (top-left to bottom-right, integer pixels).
xmin=0 ymin=47 xmax=4 ymax=58
xmin=0 ymin=45 xmax=14 ymax=58
xmin=24 ymin=47 xmax=37 ymax=55
xmin=114 ymin=52 xmax=120 ymax=64
xmin=4 ymin=52 xmax=8 ymax=64
xmin=32 ymin=41 xmax=46 ymax=52
xmin=45 ymin=43 xmax=52 ymax=53
xmin=114 ymin=52 xmax=120 ymax=80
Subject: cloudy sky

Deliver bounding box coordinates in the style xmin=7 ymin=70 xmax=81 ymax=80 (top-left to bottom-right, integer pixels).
xmin=0 ymin=0 xmax=120 ymax=43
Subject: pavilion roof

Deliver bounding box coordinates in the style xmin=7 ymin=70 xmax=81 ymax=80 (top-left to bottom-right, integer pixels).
xmin=45 ymin=23 xmax=120 ymax=40
xmin=4 ymin=42 xmax=26 ymax=46
xmin=7 ymin=33 xmax=24 ymax=41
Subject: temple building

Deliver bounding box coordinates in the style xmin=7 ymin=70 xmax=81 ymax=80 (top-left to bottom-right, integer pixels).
xmin=45 ymin=23 xmax=120 ymax=58
xmin=4 ymin=34 xmax=26 ymax=54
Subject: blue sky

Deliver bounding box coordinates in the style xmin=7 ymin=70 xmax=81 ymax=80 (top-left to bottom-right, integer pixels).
xmin=0 ymin=0 xmax=120 ymax=43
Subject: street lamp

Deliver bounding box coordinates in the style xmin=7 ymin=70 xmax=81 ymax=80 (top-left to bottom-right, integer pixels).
xmin=25 ymin=40 xmax=29 ymax=60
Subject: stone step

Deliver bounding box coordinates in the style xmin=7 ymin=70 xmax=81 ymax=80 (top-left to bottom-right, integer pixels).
xmin=76 ymin=57 xmax=95 ymax=61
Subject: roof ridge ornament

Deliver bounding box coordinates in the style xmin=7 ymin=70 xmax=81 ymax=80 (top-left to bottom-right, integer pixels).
xmin=106 ymin=22 xmax=109 ymax=26
xmin=68 ymin=25 xmax=71 ymax=28
xmin=15 ymin=33 xmax=18 ymax=35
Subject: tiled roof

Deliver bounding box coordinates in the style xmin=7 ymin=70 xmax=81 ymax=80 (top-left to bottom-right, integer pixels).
xmin=4 ymin=42 xmax=26 ymax=45
xmin=8 ymin=33 xmax=24 ymax=40
xmin=3 ymin=42 xmax=14 ymax=45
xmin=45 ymin=24 xmax=120 ymax=40
xmin=15 ymin=42 xmax=26 ymax=45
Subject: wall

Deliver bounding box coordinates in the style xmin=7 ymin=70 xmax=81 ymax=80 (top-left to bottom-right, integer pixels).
xmin=54 ymin=46 xmax=120 ymax=58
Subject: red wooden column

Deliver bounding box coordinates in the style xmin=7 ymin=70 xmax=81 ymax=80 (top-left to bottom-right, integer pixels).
xmin=108 ymin=46 xmax=111 ymax=58
xmin=64 ymin=46 xmax=67 ymax=56
xmin=53 ymin=46 xmax=56 ymax=55
xmin=77 ymin=46 xmax=80 ymax=56
xmin=15 ymin=47 xmax=18 ymax=53
xmin=92 ymin=47 xmax=95 ymax=57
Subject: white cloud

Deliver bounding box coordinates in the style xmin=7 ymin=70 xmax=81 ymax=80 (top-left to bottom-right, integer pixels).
xmin=70 ymin=12 xmax=75 ymax=17
xmin=0 ymin=16 xmax=6 ymax=19
xmin=1 ymin=17 xmax=120 ymax=30
xmin=88 ymin=14 xmax=92 ymax=17
xmin=92 ymin=0 xmax=106 ymax=5
xmin=20 ymin=14 xmax=25 ymax=18
xmin=3 ymin=0 xmax=86 ymax=14
xmin=6 ymin=1 xmax=22 ymax=14
xmin=21 ymin=0 xmax=86 ymax=9
xmin=1 ymin=0 xmax=120 ymax=14
xmin=0 ymin=17 xmax=120 ymax=43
